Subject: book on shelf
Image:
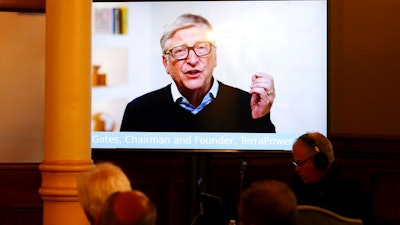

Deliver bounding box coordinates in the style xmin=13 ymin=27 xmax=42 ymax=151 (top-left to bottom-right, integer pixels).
xmin=94 ymin=7 xmax=128 ymax=35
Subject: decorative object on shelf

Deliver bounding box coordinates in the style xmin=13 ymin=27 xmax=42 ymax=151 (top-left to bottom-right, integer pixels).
xmin=97 ymin=73 xmax=107 ymax=86
xmin=92 ymin=64 xmax=107 ymax=86
xmin=92 ymin=64 xmax=100 ymax=86
xmin=92 ymin=112 xmax=115 ymax=131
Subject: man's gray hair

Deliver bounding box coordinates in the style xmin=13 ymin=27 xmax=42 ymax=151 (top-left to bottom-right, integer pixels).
xmin=160 ymin=13 xmax=214 ymax=53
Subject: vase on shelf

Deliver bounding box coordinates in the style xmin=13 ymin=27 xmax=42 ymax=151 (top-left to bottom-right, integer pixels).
xmin=92 ymin=65 xmax=107 ymax=86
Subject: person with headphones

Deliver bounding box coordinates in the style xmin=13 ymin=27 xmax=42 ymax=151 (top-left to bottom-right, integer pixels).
xmin=291 ymin=132 xmax=372 ymax=225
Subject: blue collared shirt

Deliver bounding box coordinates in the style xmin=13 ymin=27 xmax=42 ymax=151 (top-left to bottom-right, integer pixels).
xmin=171 ymin=79 xmax=219 ymax=115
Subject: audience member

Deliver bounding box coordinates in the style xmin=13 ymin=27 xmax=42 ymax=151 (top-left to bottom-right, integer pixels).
xmin=95 ymin=190 xmax=157 ymax=225
xmin=120 ymin=13 xmax=275 ymax=132
xmin=76 ymin=162 xmax=132 ymax=224
xmin=291 ymin=132 xmax=372 ymax=224
xmin=238 ymin=179 xmax=298 ymax=225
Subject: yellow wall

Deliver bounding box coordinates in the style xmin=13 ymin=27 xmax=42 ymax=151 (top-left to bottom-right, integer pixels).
xmin=0 ymin=12 xmax=45 ymax=162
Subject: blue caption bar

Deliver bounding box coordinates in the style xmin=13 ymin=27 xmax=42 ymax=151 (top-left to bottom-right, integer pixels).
xmin=91 ymin=132 xmax=300 ymax=150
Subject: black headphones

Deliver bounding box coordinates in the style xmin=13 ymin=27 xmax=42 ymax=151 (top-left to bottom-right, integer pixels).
xmin=299 ymin=133 xmax=329 ymax=171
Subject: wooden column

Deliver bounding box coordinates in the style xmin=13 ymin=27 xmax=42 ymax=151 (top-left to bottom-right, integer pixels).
xmin=39 ymin=0 xmax=93 ymax=225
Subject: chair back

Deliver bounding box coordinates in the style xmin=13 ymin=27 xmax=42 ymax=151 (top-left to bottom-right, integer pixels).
xmin=297 ymin=205 xmax=363 ymax=225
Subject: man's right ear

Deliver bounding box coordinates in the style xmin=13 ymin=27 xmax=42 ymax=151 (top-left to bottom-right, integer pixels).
xmin=162 ymin=55 xmax=170 ymax=74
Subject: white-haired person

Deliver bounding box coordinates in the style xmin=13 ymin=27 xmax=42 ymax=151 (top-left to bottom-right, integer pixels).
xmin=77 ymin=162 xmax=132 ymax=224
xmin=120 ymin=13 xmax=275 ymax=133
xmin=291 ymin=132 xmax=372 ymax=225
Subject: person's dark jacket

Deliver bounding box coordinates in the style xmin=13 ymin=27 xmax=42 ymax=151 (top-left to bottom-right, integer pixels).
xmin=292 ymin=162 xmax=373 ymax=225
xmin=120 ymin=81 xmax=275 ymax=133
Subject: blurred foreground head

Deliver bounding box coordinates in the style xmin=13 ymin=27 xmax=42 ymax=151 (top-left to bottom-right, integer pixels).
xmin=238 ymin=179 xmax=298 ymax=225
xmin=96 ymin=190 xmax=157 ymax=225
xmin=77 ymin=162 xmax=132 ymax=223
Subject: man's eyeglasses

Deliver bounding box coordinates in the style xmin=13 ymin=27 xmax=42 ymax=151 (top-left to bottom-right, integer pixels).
xmin=292 ymin=156 xmax=314 ymax=167
xmin=164 ymin=42 xmax=214 ymax=60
